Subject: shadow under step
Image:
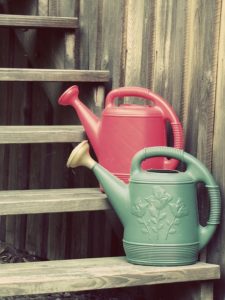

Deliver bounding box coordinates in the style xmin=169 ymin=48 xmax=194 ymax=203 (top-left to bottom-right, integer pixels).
xmin=0 ymin=257 xmax=220 ymax=297
xmin=0 ymin=125 xmax=84 ymax=143
xmin=0 ymin=14 xmax=78 ymax=29
xmin=0 ymin=68 xmax=110 ymax=82
xmin=0 ymin=188 xmax=109 ymax=215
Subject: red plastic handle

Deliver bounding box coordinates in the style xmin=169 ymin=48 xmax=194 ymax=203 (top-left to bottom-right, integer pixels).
xmin=105 ymin=86 xmax=163 ymax=107
xmin=105 ymin=87 xmax=184 ymax=168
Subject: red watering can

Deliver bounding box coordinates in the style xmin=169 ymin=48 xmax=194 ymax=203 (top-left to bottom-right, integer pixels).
xmin=58 ymin=86 xmax=183 ymax=183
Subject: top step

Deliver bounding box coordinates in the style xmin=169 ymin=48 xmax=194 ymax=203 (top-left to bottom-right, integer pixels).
xmin=0 ymin=14 xmax=78 ymax=29
xmin=0 ymin=257 xmax=219 ymax=297
xmin=0 ymin=68 xmax=110 ymax=82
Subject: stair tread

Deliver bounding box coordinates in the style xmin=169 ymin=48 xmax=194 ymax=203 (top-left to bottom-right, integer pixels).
xmin=0 ymin=68 xmax=110 ymax=82
xmin=0 ymin=188 xmax=109 ymax=215
xmin=0 ymin=125 xmax=85 ymax=143
xmin=0 ymin=257 xmax=219 ymax=297
xmin=0 ymin=14 xmax=78 ymax=29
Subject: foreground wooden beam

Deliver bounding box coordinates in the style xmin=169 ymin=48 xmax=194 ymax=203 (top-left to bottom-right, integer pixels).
xmin=0 ymin=14 xmax=79 ymax=29
xmin=0 ymin=257 xmax=219 ymax=297
xmin=0 ymin=125 xmax=84 ymax=143
xmin=0 ymin=188 xmax=109 ymax=215
xmin=0 ymin=68 xmax=110 ymax=82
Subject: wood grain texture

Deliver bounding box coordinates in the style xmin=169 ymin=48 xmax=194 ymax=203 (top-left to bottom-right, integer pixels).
xmin=0 ymin=68 xmax=110 ymax=82
xmin=0 ymin=258 xmax=219 ymax=297
xmin=46 ymin=0 xmax=78 ymax=260
xmin=0 ymin=125 xmax=84 ymax=143
xmin=207 ymin=1 xmax=225 ymax=299
xmin=182 ymin=0 xmax=218 ymax=163
xmin=0 ymin=188 xmax=109 ymax=215
xmin=125 ymin=0 xmax=155 ymax=88
xmin=151 ymin=0 xmax=186 ymax=114
xmin=0 ymin=25 xmax=31 ymax=250
xmin=76 ymin=0 xmax=126 ymax=261
xmin=0 ymin=14 xmax=79 ymax=28
xmin=79 ymin=0 xmax=125 ymax=89
xmin=25 ymin=82 xmax=53 ymax=257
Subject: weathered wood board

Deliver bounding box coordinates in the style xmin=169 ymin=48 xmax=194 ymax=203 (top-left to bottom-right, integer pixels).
xmin=0 ymin=257 xmax=219 ymax=297
xmin=207 ymin=1 xmax=225 ymax=300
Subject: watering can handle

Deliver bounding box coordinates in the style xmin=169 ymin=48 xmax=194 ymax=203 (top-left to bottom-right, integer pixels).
xmin=105 ymin=87 xmax=183 ymax=168
xmin=131 ymin=146 xmax=221 ymax=250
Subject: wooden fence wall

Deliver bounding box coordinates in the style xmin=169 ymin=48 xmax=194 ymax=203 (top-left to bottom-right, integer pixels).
xmin=0 ymin=0 xmax=225 ymax=299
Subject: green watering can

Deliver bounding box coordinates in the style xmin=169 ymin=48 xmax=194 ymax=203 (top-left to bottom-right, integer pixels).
xmin=67 ymin=141 xmax=221 ymax=266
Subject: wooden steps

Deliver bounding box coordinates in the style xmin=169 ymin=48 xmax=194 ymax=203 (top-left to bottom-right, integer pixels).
xmin=0 ymin=7 xmax=220 ymax=300
xmin=0 ymin=188 xmax=109 ymax=215
xmin=0 ymin=14 xmax=79 ymax=29
xmin=0 ymin=68 xmax=110 ymax=82
xmin=0 ymin=125 xmax=84 ymax=144
xmin=0 ymin=257 xmax=219 ymax=297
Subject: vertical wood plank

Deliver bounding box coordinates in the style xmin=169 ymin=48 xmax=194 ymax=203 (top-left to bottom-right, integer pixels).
xmin=125 ymin=0 xmax=146 ymax=87
xmin=208 ymin=1 xmax=225 ymax=300
xmin=78 ymin=0 xmax=127 ymax=258
xmin=181 ymin=1 xmax=221 ymax=299
xmin=151 ymin=0 xmax=186 ymax=113
xmin=0 ymin=27 xmax=11 ymax=242
xmin=79 ymin=0 xmax=99 ymax=70
xmin=182 ymin=0 xmax=218 ymax=163
xmin=72 ymin=0 xmax=102 ymax=260
xmin=79 ymin=0 xmax=125 ymax=88
xmin=6 ymin=41 xmax=30 ymax=251
xmin=100 ymin=0 xmax=125 ymax=88
xmin=46 ymin=0 xmax=77 ymax=260
xmin=25 ymin=83 xmax=52 ymax=258
xmin=0 ymin=17 xmax=31 ymax=251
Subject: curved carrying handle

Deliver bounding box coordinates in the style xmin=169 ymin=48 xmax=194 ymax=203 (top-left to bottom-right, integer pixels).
xmin=131 ymin=146 xmax=221 ymax=250
xmin=105 ymin=87 xmax=183 ymax=169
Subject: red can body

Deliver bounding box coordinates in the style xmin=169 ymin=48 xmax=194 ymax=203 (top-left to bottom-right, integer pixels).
xmin=58 ymin=86 xmax=183 ymax=183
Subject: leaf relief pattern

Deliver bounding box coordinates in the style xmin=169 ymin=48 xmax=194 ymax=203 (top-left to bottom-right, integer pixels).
xmin=131 ymin=186 xmax=189 ymax=241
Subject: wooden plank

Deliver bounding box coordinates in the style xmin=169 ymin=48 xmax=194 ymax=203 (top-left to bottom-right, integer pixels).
xmin=151 ymin=0 xmax=186 ymax=113
xmin=78 ymin=0 xmax=125 ymax=261
xmin=0 ymin=125 xmax=84 ymax=143
xmin=99 ymin=0 xmax=125 ymax=88
xmin=79 ymin=0 xmax=124 ymax=88
xmin=0 ymin=188 xmax=109 ymax=215
xmin=0 ymin=258 xmax=219 ymax=297
xmin=46 ymin=0 xmax=78 ymax=260
xmin=207 ymin=1 xmax=225 ymax=299
xmin=182 ymin=0 xmax=218 ymax=163
xmin=5 ymin=46 xmax=30 ymax=251
xmin=0 ymin=28 xmax=12 ymax=243
xmin=0 ymin=68 xmax=110 ymax=82
xmin=125 ymin=0 xmax=154 ymax=87
xmin=25 ymin=83 xmax=53 ymax=258
xmin=0 ymin=14 xmax=79 ymax=29
xmin=0 ymin=24 xmax=31 ymax=250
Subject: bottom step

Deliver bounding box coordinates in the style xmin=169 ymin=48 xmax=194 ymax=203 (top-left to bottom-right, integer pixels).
xmin=0 ymin=256 xmax=220 ymax=297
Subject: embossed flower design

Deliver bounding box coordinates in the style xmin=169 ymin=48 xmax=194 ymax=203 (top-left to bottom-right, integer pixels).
xmin=165 ymin=198 xmax=189 ymax=238
xmin=131 ymin=196 xmax=148 ymax=217
xmin=145 ymin=186 xmax=172 ymax=210
xmin=130 ymin=186 xmax=189 ymax=241
xmin=169 ymin=198 xmax=189 ymax=218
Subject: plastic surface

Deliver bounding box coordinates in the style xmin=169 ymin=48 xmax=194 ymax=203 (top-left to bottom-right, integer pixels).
xmin=68 ymin=142 xmax=221 ymax=266
xmin=58 ymin=85 xmax=184 ymax=183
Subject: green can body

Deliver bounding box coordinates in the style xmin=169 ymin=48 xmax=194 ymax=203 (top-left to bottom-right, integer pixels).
xmin=92 ymin=147 xmax=221 ymax=266
xmin=125 ymin=177 xmax=199 ymax=266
